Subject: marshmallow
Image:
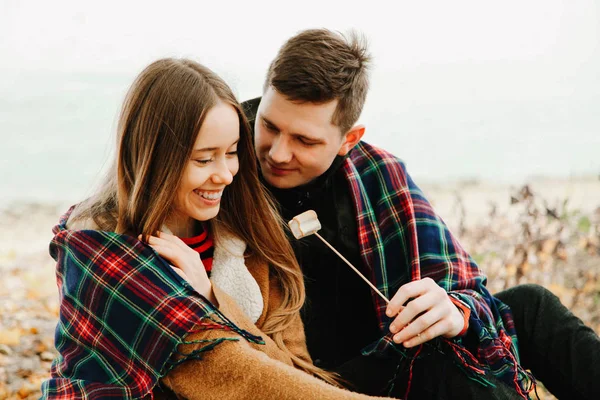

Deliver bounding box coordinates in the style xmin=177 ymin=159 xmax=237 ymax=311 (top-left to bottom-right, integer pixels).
xmin=288 ymin=210 xmax=321 ymax=239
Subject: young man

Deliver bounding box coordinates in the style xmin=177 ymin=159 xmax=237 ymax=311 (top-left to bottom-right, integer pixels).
xmin=242 ymin=29 xmax=600 ymax=399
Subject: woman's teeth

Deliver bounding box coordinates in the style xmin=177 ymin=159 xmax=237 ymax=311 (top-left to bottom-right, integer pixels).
xmin=196 ymin=190 xmax=222 ymax=200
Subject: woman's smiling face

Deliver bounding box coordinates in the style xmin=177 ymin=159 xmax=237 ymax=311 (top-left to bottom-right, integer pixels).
xmin=169 ymin=101 xmax=240 ymax=235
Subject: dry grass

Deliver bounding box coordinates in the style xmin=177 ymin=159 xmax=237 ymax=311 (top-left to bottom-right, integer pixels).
xmin=449 ymin=185 xmax=600 ymax=399
xmin=0 ymin=188 xmax=599 ymax=399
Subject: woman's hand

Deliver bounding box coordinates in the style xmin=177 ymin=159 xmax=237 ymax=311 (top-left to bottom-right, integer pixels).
xmin=385 ymin=277 xmax=465 ymax=348
xmin=141 ymin=232 xmax=216 ymax=304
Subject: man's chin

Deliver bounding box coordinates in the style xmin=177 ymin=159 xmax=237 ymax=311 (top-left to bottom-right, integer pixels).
xmin=263 ymin=172 xmax=303 ymax=190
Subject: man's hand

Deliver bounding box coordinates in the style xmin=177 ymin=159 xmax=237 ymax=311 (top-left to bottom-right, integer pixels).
xmin=385 ymin=277 xmax=465 ymax=348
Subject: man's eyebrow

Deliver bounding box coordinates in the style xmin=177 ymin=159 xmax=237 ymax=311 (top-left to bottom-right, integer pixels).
xmin=261 ymin=116 xmax=280 ymax=131
xmin=261 ymin=115 xmax=323 ymax=142
xmin=292 ymin=133 xmax=323 ymax=143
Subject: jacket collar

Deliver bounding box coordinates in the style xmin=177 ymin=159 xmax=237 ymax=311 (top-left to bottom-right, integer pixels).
xmin=262 ymin=154 xmax=348 ymax=209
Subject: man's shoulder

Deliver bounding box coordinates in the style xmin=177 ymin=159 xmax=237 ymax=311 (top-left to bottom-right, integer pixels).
xmin=351 ymin=141 xmax=407 ymax=172
xmin=241 ymin=97 xmax=261 ymax=123
xmin=345 ymin=142 xmax=414 ymax=206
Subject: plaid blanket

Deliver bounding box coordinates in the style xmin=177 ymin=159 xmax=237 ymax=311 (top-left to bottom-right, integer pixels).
xmin=41 ymin=209 xmax=263 ymax=399
xmin=345 ymin=141 xmax=533 ymax=398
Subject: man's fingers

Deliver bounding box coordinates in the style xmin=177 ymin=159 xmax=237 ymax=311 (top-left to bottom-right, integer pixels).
xmin=386 ymin=278 xmax=436 ymax=317
xmin=389 ymin=292 xmax=437 ymax=334
xmin=403 ymin=319 xmax=451 ymax=348
xmin=391 ymin=305 xmax=444 ymax=343
xmin=386 ymin=278 xmax=444 ymax=317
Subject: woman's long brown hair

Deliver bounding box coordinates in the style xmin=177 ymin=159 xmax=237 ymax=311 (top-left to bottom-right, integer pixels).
xmin=69 ymin=58 xmax=339 ymax=386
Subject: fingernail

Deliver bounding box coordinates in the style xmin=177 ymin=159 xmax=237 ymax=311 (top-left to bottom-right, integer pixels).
xmin=393 ymin=334 xmax=402 ymax=344
xmin=386 ymin=309 xmax=393 ymax=317
xmin=389 ymin=324 xmax=397 ymax=334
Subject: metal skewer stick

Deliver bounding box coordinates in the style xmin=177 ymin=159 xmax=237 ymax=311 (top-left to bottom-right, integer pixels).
xmin=314 ymin=232 xmax=390 ymax=304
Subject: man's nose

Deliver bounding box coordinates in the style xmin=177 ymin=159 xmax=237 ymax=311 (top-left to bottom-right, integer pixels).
xmin=269 ymin=135 xmax=293 ymax=164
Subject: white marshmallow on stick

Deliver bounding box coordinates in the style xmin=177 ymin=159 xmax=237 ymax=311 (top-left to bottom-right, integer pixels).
xmin=288 ymin=210 xmax=390 ymax=304
xmin=288 ymin=210 xmax=322 ymax=239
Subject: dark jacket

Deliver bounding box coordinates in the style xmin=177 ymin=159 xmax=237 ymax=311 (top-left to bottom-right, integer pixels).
xmin=243 ymin=97 xmax=381 ymax=370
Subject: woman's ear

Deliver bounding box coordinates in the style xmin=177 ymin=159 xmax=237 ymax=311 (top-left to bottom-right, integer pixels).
xmin=338 ymin=125 xmax=366 ymax=156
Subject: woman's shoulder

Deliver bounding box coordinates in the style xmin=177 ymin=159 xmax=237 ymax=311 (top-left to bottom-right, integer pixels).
xmin=65 ymin=215 xmax=100 ymax=231
xmin=52 ymin=204 xmax=102 ymax=233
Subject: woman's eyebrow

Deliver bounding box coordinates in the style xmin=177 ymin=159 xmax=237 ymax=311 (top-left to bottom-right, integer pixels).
xmin=192 ymin=139 xmax=240 ymax=153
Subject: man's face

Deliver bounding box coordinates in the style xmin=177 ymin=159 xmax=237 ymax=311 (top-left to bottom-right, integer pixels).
xmin=254 ymin=87 xmax=347 ymax=189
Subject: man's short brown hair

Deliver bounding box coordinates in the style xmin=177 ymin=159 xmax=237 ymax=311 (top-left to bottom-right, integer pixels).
xmin=264 ymin=28 xmax=371 ymax=134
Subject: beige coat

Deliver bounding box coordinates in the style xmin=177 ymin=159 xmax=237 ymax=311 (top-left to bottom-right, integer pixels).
xmin=68 ymin=217 xmax=391 ymax=399
xmin=160 ymin=246 xmax=392 ymax=400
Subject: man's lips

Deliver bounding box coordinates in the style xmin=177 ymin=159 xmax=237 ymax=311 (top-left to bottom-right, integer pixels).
xmin=265 ymin=161 xmax=295 ymax=176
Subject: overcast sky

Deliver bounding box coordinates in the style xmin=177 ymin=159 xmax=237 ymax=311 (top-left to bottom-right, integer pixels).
xmin=1 ymin=0 xmax=598 ymax=192
xmin=2 ymin=0 xmax=597 ymax=87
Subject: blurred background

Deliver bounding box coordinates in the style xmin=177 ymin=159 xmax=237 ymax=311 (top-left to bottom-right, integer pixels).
xmin=0 ymin=0 xmax=598 ymax=398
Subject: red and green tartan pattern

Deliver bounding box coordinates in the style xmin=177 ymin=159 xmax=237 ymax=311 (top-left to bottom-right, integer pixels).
xmin=345 ymin=141 xmax=533 ymax=398
xmin=41 ymin=209 xmax=263 ymax=399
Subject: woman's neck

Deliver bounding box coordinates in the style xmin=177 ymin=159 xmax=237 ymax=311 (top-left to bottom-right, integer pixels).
xmin=165 ymin=215 xmax=200 ymax=238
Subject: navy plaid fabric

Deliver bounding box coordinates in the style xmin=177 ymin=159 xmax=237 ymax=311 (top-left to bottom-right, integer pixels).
xmin=41 ymin=208 xmax=263 ymax=399
xmin=345 ymin=141 xmax=533 ymax=397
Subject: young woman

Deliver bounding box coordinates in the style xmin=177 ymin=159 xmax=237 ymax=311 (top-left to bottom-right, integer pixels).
xmin=41 ymin=58 xmax=392 ymax=399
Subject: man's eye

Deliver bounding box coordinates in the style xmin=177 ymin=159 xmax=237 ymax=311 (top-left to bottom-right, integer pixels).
xmin=263 ymin=121 xmax=275 ymax=131
xmin=299 ymin=139 xmax=318 ymax=146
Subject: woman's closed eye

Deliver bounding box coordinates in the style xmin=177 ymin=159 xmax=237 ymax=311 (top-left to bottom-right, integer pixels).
xmin=194 ymin=151 xmax=236 ymax=165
